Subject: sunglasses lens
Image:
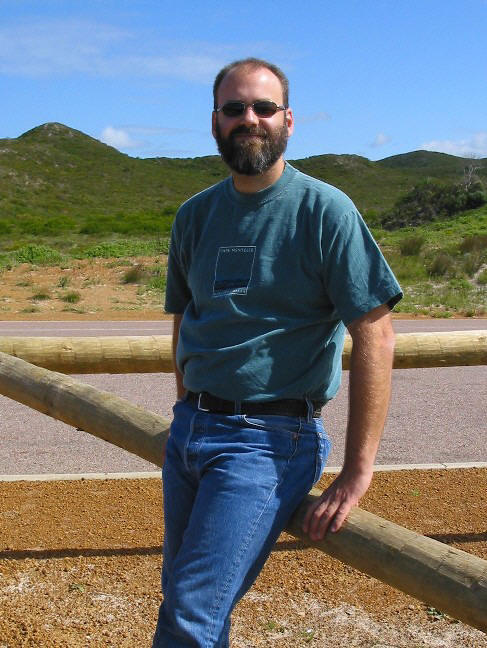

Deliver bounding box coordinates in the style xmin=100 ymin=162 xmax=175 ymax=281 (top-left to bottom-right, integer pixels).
xmin=220 ymin=101 xmax=281 ymax=117
xmin=253 ymin=101 xmax=278 ymax=117
xmin=222 ymin=102 xmax=245 ymax=117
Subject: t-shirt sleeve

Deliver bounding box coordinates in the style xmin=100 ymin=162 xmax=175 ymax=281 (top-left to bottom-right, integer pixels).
xmin=321 ymin=207 xmax=402 ymax=326
xmin=164 ymin=213 xmax=192 ymax=314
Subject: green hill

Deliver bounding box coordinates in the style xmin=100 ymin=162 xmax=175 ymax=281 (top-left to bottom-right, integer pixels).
xmin=0 ymin=122 xmax=486 ymax=247
xmin=1 ymin=123 xmax=485 ymax=317
xmin=0 ymin=123 xmax=228 ymax=242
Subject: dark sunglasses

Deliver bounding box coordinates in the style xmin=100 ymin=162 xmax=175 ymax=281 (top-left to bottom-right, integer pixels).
xmin=215 ymin=100 xmax=287 ymax=118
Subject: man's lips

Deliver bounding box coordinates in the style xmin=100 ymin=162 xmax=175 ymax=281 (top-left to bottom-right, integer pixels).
xmin=230 ymin=128 xmax=266 ymax=140
xmin=234 ymin=133 xmax=262 ymax=139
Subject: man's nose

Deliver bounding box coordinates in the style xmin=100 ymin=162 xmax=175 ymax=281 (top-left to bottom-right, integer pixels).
xmin=240 ymin=104 xmax=260 ymax=126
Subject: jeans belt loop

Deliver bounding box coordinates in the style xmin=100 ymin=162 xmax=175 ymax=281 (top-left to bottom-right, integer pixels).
xmin=305 ymin=397 xmax=313 ymax=423
xmin=197 ymin=393 xmax=210 ymax=412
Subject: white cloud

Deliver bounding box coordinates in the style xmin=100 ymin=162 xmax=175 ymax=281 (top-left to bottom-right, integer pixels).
xmin=0 ymin=19 xmax=225 ymax=82
xmin=119 ymin=125 xmax=198 ymax=136
xmin=100 ymin=126 xmax=139 ymax=149
xmin=0 ymin=19 xmax=129 ymax=77
xmin=99 ymin=124 xmax=207 ymax=154
xmin=370 ymin=133 xmax=392 ymax=148
xmin=295 ymin=111 xmax=331 ymax=125
xmin=422 ymin=132 xmax=487 ymax=157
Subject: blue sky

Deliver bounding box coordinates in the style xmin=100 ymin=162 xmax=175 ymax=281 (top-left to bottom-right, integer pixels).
xmin=1 ymin=0 xmax=486 ymax=161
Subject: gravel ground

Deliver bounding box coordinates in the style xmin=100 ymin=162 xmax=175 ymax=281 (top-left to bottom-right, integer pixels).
xmin=1 ymin=468 xmax=486 ymax=647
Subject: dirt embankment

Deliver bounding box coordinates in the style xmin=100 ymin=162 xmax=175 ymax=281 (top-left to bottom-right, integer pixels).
xmin=0 ymin=257 xmax=171 ymax=321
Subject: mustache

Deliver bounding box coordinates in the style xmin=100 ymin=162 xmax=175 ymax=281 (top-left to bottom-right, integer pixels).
xmin=229 ymin=125 xmax=267 ymax=139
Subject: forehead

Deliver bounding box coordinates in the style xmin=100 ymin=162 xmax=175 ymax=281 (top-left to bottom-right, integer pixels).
xmin=217 ymin=66 xmax=284 ymax=104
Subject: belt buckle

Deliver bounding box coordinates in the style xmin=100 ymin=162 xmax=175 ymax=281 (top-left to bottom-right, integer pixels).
xmin=197 ymin=393 xmax=210 ymax=412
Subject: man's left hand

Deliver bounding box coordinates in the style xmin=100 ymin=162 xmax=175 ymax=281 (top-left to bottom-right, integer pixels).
xmin=302 ymin=468 xmax=373 ymax=540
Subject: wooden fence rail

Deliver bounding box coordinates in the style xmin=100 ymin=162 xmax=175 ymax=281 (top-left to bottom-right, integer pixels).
xmin=0 ymin=348 xmax=486 ymax=633
xmin=0 ymin=330 xmax=485 ymax=374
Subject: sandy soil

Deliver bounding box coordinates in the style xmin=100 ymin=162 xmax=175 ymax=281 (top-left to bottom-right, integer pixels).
xmin=0 ymin=257 xmax=479 ymax=322
xmin=1 ymin=468 xmax=486 ymax=647
xmin=0 ymin=258 xmax=171 ymax=321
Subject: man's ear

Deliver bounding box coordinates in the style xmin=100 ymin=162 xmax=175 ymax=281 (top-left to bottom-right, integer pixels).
xmin=285 ymin=108 xmax=294 ymax=137
xmin=211 ymin=111 xmax=217 ymax=139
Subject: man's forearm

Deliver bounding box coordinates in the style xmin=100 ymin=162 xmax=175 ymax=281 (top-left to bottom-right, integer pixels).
xmin=303 ymin=305 xmax=395 ymax=538
xmin=342 ymin=312 xmax=395 ymax=476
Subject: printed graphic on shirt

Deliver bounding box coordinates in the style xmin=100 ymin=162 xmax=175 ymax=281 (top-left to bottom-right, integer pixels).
xmin=213 ymin=246 xmax=256 ymax=297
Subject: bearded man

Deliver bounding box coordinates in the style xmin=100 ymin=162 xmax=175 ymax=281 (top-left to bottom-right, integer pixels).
xmin=152 ymin=58 xmax=402 ymax=647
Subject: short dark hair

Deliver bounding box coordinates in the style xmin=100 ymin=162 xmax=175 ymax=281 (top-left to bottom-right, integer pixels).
xmin=213 ymin=58 xmax=289 ymax=110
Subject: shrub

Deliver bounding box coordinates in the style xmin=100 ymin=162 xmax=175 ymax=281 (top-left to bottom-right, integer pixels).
xmin=155 ymin=237 xmax=170 ymax=255
xmin=387 ymin=254 xmax=427 ymax=282
xmin=61 ymin=291 xmax=81 ymax=303
xmin=466 ymin=190 xmax=487 ymax=209
xmin=31 ymin=291 xmax=50 ymax=301
xmin=123 ymin=264 xmax=146 ymax=284
xmin=477 ymin=268 xmax=487 ymax=285
xmin=81 ymin=239 xmax=166 ymax=259
xmin=462 ymin=253 xmax=483 ymax=277
xmin=381 ymin=181 xmax=486 ymax=230
xmin=399 ymin=235 xmax=425 ymax=256
xmin=147 ymin=275 xmax=167 ymax=292
xmin=14 ymin=244 xmax=63 ymax=265
xmin=57 ymin=276 xmax=70 ymax=288
xmin=428 ymin=253 xmax=453 ymax=277
xmin=19 ymin=217 xmax=76 ymax=236
xmin=145 ymin=264 xmax=167 ymax=292
xmin=459 ymin=234 xmax=487 ymax=253
xmin=0 ymin=221 xmax=12 ymax=235
xmin=79 ymin=210 xmax=174 ymax=236
xmin=448 ymin=278 xmax=472 ymax=292
xmin=363 ymin=209 xmax=381 ymax=227
xmin=0 ymin=254 xmax=12 ymax=270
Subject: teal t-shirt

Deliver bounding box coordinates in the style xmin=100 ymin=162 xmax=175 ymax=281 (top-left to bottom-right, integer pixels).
xmin=165 ymin=163 xmax=402 ymax=403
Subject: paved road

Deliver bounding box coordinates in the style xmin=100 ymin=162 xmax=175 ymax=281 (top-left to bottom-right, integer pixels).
xmin=1 ymin=320 xmax=485 ymax=475
xmin=1 ymin=318 xmax=486 ymax=336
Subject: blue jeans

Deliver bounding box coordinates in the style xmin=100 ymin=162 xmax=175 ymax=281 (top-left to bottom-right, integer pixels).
xmin=152 ymin=397 xmax=331 ymax=647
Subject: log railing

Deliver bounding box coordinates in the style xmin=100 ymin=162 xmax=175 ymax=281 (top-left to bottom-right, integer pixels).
xmin=0 ymin=330 xmax=485 ymax=374
xmin=0 ymin=330 xmax=486 ymax=632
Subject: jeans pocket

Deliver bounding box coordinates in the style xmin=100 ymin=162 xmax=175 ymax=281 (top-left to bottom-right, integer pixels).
xmin=241 ymin=414 xmax=302 ymax=437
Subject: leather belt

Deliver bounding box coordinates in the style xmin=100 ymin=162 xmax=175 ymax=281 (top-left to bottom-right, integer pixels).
xmin=186 ymin=391 xmax=323 ymax=418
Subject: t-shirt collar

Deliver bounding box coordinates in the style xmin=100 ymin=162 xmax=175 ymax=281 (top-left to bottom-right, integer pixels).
xmin=225 ymin=162 xmax=296 ymax=206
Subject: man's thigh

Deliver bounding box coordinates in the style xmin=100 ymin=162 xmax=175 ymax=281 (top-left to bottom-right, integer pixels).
xmin=159 ymin=405 xmax=330 ymax=645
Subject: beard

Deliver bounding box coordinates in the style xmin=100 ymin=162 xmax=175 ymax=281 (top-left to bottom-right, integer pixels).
xmin=214 ymin=120 xmax=288 ymax=175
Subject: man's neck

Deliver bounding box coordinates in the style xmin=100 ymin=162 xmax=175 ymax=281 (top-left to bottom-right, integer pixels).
xmin=231 ymin=158 xmax=285 ymax=194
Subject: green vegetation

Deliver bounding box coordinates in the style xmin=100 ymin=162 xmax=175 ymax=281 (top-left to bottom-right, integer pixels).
xmin=1 ymin=122 xmax=486 ymax=245
xmin=0 ymin=123 xmax=224 ymax=247
xmin=123 ymin=264 xmax=146 ymax=284
xmin=80 ymin=239 xmax=168 ymax=259
xmin=1 ymin=122 xmax=486 ymax=317
xmin=398 ymin=235 xmax=425 ymax=257
xmin=123 ymin=262 xmax=167 ymax=293
xmin=374 ymin=205 xmax=487 ymax=317
xmin=61 ymin=291 xmax=81 ymax=304
xmin=13 ymin=244 xmax=64 ymax=265
xmin=57 ymin=276 xmax=70 ymax=288
xmin=381 ymin=180 xmax=486 ymax=229
xmin=31 ymin=290 xmax=50 ymax=301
